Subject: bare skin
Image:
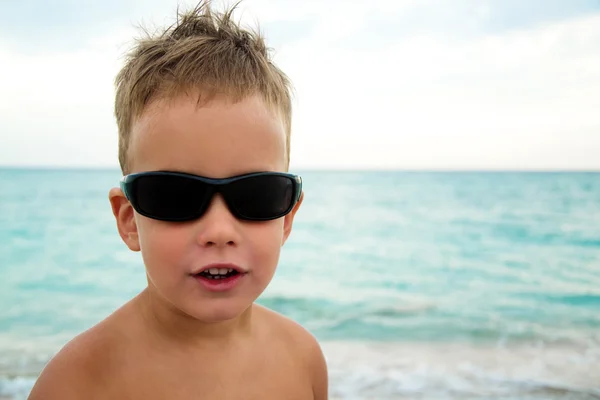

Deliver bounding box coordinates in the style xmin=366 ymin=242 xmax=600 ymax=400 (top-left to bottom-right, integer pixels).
xmin=28 ymin=93 xmax=328 ymax=399
xmin=28 ymin=290 xmax=327 ymax=399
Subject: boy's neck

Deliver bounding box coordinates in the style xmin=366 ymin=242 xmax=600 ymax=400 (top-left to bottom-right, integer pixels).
xmin=135 ymin=286 xmax=253 ymax=348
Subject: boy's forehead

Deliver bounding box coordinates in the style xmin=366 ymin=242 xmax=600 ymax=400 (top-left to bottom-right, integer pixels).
xmin=128 ymin=93 xmax=288 ymax=177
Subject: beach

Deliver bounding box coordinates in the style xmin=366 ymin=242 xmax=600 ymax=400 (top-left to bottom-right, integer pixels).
xmin=2 ymin=341 xmax=599 ymax=399
xmin=1 ymin=169 xmax=599 ymax=399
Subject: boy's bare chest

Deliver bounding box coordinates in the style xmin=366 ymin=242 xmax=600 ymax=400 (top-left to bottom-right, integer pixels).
xmin=111 ymin=371 xmax=313 ymax=400
xmin=101 ymin=346 xmax=314 ymax=400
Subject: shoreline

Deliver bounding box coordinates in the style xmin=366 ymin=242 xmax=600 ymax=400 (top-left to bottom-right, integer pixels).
xmin=2 ymin=340 xmax=599 ymax=400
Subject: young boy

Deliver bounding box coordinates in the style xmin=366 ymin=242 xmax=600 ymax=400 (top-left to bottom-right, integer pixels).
xmin=28 ymin=2 xmax=328 ymax=399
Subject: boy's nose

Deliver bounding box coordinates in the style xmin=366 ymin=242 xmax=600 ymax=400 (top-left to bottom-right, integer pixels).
xmin=195 ymin=193 xmax=240 ymax=248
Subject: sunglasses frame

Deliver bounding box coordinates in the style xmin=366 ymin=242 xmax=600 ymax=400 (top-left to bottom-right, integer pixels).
xmin=120 ymin=171 xmax=303 ymax=222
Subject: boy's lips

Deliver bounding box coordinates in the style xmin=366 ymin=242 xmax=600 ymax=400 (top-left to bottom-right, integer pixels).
xmin=191 ymin=262 xmax=246 ymax=275
xmin=191 ymin=263 xmax=247 ymax=293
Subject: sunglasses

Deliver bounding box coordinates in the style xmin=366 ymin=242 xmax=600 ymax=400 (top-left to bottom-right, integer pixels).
xmin=120 ymin=171 xmax=302 ymax=222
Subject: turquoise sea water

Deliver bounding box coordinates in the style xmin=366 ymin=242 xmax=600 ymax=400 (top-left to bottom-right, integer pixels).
xmin=1 ymin=168 xmax=599 ymax=399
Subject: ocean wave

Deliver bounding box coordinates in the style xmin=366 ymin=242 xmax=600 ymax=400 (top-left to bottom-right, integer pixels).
xmin=324 ymin=341 xmax=600 ymax=399
xmin=0 ymin=376 xmax=35 ymax=400
xmin=257 ymin=295 xmax=599 ymax=345
xmin=3 ymin=341 xmax=598 ymax=400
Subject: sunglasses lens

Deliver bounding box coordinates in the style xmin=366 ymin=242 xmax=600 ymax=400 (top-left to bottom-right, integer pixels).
xmin=129 ymin=174 xmax=211 ymax=221
xmin=227 ymin=175 xmax=295 ymax=220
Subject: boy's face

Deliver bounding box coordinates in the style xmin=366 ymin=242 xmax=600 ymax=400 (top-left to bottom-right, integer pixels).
xmin=109 ymin=93 xmax=302 ymax=323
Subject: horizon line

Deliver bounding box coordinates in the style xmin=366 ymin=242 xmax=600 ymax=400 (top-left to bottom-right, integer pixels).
xmin=1 ymin=165 xmax=599 ymax=173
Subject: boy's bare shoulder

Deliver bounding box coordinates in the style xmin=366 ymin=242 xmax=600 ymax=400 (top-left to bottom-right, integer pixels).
xmin=254 ymin=304 xmax=328 ymax=399
xmin=28 ymin=308 xmax=128 ymax=399
xmin=255 ymin=304 xmax=320 ymax=349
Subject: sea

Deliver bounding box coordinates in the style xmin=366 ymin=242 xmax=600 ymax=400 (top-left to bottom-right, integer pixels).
xmin=1 ymin=168 xmax=599 ymax=399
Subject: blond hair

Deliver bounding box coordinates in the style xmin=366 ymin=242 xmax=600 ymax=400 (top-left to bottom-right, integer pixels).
xmin=114 ymin=1 xmax=293 ymax=174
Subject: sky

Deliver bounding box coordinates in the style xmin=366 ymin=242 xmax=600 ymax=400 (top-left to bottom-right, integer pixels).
xmin=0 ymin=0 xmax=599 ymax=170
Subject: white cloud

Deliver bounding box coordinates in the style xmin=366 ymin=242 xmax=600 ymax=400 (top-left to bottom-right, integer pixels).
xmin=0 ymin=29 xmax=128 ymax=167
xmin=278 ymin=11 xmax=600 ymax=170
xmin=0 ymin=1 xmax=599 ymax=169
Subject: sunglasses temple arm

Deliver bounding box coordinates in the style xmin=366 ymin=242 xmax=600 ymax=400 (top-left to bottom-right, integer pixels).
xmin=296 ymin=178 xmax=303 ymax=202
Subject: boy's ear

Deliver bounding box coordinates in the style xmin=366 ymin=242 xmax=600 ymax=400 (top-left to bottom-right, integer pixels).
xmin=282 ymin=191 xmax=304 ymax=246
xmin=109 ymin=188 xmax=140 ymax=252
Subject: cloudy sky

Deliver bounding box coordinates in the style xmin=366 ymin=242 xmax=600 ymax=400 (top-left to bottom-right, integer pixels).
xmin=1 ymin=0 xmax=599 ymax=170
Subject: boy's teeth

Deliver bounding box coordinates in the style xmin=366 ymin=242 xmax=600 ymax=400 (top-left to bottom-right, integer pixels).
xmin=205 ymin=268 xmax=235 ymax=276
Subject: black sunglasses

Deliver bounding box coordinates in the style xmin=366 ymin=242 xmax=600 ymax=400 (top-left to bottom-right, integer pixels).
xmin=120 ymin=171 xmax=302 ymax=222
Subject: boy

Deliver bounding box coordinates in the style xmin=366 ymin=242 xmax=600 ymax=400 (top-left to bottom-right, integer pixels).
xmin=28 ymin=2 xmax=328 ymax=399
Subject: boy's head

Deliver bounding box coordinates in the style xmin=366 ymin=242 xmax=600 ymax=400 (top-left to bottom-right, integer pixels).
xmin=115 ymin=1 xmax=293 ymax=175
xmin=109 ymin=1 xmax=303 ymax=324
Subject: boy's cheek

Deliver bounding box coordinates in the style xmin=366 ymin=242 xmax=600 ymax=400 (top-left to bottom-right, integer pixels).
xmin=136 ymin=221 xmax=284 ymax=276
xmin=138 ymin=226 xmax=190 ymax=284
xmin=248 ymin=223 xmax=285 ymax=274
xmin=137 ymin=221 xmax=186 ymax=257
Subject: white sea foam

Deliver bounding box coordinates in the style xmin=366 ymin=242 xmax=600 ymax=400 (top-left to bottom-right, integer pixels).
xmin=0 ymin=377 xmax=35 ymax=400
xmin=323 ymin=341 xmax=600 ymax=399
xmin=1 ymin=340 xmax=598 ymax=400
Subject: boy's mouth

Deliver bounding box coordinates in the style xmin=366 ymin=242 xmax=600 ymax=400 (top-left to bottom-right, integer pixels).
xmin=195 ymin=267 xmax=240 ymax=280
xmin=191 ymin=263 xmax=246 ymax=280
xmin=191 ymin=263 xmax=246 ymax=292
